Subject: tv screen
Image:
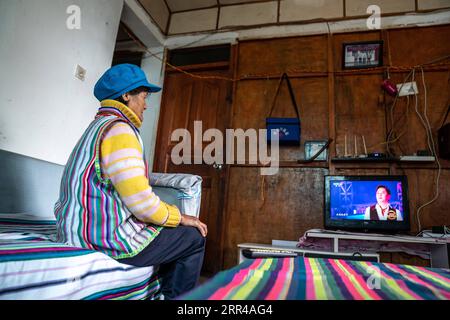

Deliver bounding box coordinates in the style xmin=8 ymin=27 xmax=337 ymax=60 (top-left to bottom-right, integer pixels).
xmin=324 ymin=175 xmax=410 ymax=233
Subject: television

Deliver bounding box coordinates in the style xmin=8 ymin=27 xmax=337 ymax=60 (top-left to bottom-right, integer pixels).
xmin=324 ymin=175 xmax=410 ymax=233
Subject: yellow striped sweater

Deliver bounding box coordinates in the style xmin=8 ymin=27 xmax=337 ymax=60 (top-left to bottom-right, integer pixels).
xmin=100 ymin=100 xmax=181 ymax=227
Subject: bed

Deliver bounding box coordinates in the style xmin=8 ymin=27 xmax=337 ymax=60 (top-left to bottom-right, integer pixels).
xmin=0 ymin=173 xmax=203 ymax=300
xmin=180 ymin=256 xmax=450 ymax=300
xmin=0 ymin=213 xmax=161 ymax=300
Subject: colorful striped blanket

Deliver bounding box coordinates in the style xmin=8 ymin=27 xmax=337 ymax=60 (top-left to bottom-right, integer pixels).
xmin=0 ymin=213 xmax=161 ymax=300
xmin=181 ymin=257 xmax=450 ymax=300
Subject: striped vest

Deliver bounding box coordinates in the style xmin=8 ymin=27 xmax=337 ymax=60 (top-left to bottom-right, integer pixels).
xmin=54 ymin=108 xmax=162 ymax=259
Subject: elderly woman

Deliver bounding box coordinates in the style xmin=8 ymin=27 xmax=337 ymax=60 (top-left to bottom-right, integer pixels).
xmin=54 ymin=63 xmax=207 ymax=299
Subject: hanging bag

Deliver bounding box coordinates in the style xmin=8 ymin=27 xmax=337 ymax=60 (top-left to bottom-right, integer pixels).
xmin=266 ymin=73 xmax=301 ymax=145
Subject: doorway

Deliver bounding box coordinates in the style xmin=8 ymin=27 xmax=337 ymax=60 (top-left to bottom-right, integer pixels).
xmin=154 ymin=45 xmax=234 ymax=276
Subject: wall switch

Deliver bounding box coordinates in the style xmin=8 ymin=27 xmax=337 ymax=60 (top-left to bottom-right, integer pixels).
xmin=397 ymin=81 xmax=418 ymax=97
xmin=75 ymin=65 xmax=86 ymax=81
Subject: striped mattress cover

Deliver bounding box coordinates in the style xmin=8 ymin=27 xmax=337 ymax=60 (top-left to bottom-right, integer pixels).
xmin=0 ymin=213 xmax=161 ymax=300
xmin=181 ymin=257 xmax=450 ymax=300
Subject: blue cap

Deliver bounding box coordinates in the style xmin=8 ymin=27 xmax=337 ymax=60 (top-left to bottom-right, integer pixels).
xmin=94 ymin=63 xmax=161 ymax=102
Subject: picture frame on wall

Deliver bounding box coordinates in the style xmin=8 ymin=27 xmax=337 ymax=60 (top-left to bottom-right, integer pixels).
xmin=342 ymin=40 xmax=383 ymax=69
xmin=305 ymin=140 xmax=329 ymax=161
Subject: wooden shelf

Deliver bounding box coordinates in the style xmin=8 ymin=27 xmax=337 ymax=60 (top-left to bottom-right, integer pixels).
xmin=228 ymin=157 xmax=442 ymax=169
xmin=230 ymin=160 xmax=329 ymax=169
xmin=331 ymin=157 xmax=398 ymax=163
xmin=330 ymin=157 xmax=444 ymax=169
xmin=332 ymin=157 xmax=438 ymax=164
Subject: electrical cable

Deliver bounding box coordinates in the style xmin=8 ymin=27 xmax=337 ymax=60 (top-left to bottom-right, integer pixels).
xmin=385 ymin=94 xmax=410 ymax=155
xmin=386 ymin=95 xmax=410 ymax=154
xmin=378 ymin=69 xmax=414 ymax=155
xmin=371 ymin=59 xmax=448 ymax=154
xmin=414 ymin=67 xmax=442 ymax=234
xmin=359 ymin=64 xmax=444 ymax=235
xmin=417 ymin=230 xmax=448 ymax=239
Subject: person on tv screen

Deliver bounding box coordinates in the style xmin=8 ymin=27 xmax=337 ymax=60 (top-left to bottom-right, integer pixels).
xmin=364 ymin=185 xmax=403 ymax=221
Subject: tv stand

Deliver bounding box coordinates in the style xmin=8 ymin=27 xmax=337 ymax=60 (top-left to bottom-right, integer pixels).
xmin=237 ymin=242 xmax=380 ymax=264
xmin=303 ymin=229 xmax=449 ymax=268
xmin=238 ymin=230 xmax=449 ymax=268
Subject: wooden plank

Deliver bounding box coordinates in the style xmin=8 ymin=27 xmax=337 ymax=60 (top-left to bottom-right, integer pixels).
xmin=387 ymin=25 xmax=450 ymax=67
xmin=334 ymin=74 xmax=386 ymax=157
xmin=237 ymin=35 xmax=329 ymax=77
xmin=327 ymin=31 xmax=337 ymax=175
xmin=232 ymin=77 xmax=329 ymax=162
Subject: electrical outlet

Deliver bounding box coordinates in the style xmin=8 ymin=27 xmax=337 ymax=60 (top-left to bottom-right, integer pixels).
xmin=397 ymin=81 xmax=418 ymax=97
xmin=75 ymin=65 xmax=86 ymax=81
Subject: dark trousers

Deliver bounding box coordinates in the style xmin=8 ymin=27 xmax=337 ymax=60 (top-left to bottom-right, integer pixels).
xmin=119 ymin=226 xmax=206 ymax=299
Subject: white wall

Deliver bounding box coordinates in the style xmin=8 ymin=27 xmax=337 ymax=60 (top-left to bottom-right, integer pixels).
xmin=0 ymin=0 xmax=124 ymax=165
xmin=120 ymin=0 xmax=165 ymax=172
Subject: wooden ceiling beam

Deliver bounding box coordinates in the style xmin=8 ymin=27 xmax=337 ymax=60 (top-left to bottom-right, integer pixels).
xmin=169 ymin=0 xmax=276 ymax=14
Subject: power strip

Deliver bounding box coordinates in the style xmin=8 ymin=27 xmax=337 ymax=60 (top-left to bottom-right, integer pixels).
xmin=399 ymin=155 xmax=435 ymax=162
xmin=397 ymin=81 xmax=418 ymax=97
xmin=420 ymin=232 xmax=450 ymax=239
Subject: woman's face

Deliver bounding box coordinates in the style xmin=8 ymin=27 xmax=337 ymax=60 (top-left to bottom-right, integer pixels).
xmin=123 ymin=91 xmax=149 ymax=121
xmin=376 ymin=188 xmax=390 ymax=204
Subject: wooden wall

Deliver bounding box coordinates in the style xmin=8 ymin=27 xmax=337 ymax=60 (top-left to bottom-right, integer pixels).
xmin=222 ymin=24 xmax=450 ymax=269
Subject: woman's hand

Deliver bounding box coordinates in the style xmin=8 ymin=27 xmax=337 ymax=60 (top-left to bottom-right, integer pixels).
xmin=180 ymin=214 xmax=208 ymax=237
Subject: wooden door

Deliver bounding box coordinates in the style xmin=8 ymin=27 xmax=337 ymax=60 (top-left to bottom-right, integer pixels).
xmin=154 ymin=68 xmax=232 ymax=276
